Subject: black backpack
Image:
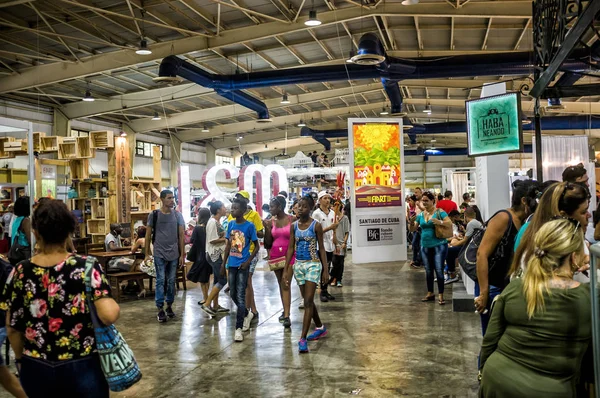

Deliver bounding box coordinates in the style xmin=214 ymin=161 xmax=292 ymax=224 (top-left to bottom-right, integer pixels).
xmin=458 ymin=210 xmax=515 ymax=288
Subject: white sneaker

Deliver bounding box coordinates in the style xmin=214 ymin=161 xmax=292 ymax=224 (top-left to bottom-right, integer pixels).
xmin=242 ymin=311 xmax=254 ymax=332
xmin=234 ymin=328 xmax=243 ymax=342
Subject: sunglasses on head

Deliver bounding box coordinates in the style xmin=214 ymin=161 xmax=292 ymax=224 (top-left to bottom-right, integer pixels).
xmin=550 ymin=215 xmax=581 ymax=237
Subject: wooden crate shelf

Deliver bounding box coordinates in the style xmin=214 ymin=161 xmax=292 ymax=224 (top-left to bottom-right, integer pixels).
xmin=90 ymin=131 xmax=114 ymax=149
xmin=69 ymin=159 xmax=90 ymax=180
xmin=58 ymin=141 xmax=77 ymax=159
xmin=87 ymin=219 xmax=107 ymax=235
xmin=76 ymin=137 xmax=94 ymax=158
xmin=0 ymin=137 xmax=15 ymax=159
xmin=32 ymin=132 xmax=45 ymax=152
xmin=40 ymin=136 xmax=58 ymax=152
xmin=90 ymin=198 xmax=107 ymax=219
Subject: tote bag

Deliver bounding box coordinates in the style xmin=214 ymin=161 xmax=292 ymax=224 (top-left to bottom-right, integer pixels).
xmin=84 ymin=257 xmax=142 ymax=392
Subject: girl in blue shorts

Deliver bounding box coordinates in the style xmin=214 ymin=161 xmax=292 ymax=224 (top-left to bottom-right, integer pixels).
xmin=284 ymin=195 xmax=330 ymax=353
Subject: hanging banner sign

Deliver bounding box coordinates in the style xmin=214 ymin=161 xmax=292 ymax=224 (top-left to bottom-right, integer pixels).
xmin=352 ymin=122 xmax=402 ymax=208
xmin=466 ymin=91 xmax=523 ymax=156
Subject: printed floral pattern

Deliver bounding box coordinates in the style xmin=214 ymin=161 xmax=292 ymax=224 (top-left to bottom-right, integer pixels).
xmin=0 ymin=255 xmax=111 ymax=361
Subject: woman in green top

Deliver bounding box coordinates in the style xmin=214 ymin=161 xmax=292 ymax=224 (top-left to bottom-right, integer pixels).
xmin=408 ymin=192 xmax=452 ymax=305
xmin=480 ymin=218 xmax=591 ymax=398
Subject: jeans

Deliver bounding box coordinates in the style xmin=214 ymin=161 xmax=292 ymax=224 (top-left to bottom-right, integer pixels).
xmin=412 ymin=229 xmax=422 ymax=265
xmin=20 ymin=355 xmax=108 ymax=398
xmin=474 ymin=282 xmax=503 ymax=336
xmin=206 ymin=253 xmax=226 ymax=289
xmin=421 ymin=244 xmax=448 ymax=294
xmin=154 ymin=256 xmax=178 ymax=308
xmin=446 ymin=245 xmax=462 ymax=273
xmin=228 ymin=266 xmax=249 ymax=329
xmin=331 ymin=254 xmax=345 ymax=282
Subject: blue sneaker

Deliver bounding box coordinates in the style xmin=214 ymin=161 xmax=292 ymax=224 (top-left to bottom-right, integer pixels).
xmin=298 ymin=338 xmax=308 ymax=353
xmin=307 ymin=326 xmax=328 ymax=341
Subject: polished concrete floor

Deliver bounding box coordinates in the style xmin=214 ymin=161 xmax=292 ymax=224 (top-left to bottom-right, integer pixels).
xmin=2 ymin=255 xmax=483 ymax=397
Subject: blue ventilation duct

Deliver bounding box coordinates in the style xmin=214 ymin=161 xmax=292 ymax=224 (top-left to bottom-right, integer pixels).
xmin=301 ymin=116 xmax=600 ymax=151
xmin=157 ymin=34 xmax=599 ymax=130
xmin=215 ymin=89 xmax=270 ymax=121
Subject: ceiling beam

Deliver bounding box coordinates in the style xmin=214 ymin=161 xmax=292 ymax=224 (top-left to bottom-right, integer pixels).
xmin=0 ymin=1 xmax=533 ymax=93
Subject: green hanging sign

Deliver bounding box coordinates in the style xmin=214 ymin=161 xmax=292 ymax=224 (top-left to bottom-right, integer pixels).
xmin=466 ymin=92 xmax=523 ymax=157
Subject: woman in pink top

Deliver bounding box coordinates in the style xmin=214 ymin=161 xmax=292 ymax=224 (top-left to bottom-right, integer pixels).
xmin=264 ymin=196 xmax=294 ymax=328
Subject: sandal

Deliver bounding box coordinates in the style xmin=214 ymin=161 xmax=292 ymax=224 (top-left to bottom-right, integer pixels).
xmin=438 ymin=299 xmax=446 ymax=305
xmin=421 ymin=295 xmax=435 ymax=302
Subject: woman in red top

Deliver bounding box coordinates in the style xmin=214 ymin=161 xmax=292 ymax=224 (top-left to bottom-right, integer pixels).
xmin=264 ymin=196 xmax=294 ymax=328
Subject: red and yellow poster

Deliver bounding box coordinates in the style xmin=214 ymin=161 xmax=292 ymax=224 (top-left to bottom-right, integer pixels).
xmin=352 ymin=122 xmax=402 ymax=208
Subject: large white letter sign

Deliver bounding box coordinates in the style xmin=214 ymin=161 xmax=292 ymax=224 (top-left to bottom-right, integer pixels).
xmin=200 ymin=164 xmax=239 ymax=207
xmin=239 ymin=164 xmax=289 ymax=217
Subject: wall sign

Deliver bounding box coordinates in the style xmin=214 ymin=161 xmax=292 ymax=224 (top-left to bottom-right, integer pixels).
xmin=466 ymin=92 xmax=523 ymax=157
xmin=115 ymin=138 xmax=131 ymax=224
xmin=348 ymin=118 xmax=407 ymax=264
xmin=352 ymin=122 xmax=402 ymax=208
xmin=355 ymin=214 xmax=403 ymax=247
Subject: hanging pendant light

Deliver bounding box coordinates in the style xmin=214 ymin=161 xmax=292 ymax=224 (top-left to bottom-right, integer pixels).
xmin=151 ymin=112 xmax=161 ymax=121
xmin=335 ymin=139 xmax=341 ymax=146
xmin=297 ymin=119 xmax=306 ymax=127
xmin=305 ymin=10 xmax=321 ymax=26
xmin=423 ymin=104 xmax=432 ymax=114
xmin=136 ymin=39 xmax=152 ymax=55
xmin=82 ymin=88 xmax=94 ymax=102
xmin=281 ymin=93 xmax=290 ymax=104
xmin=380 ymin=107 xmax=389 ymax=116
xmin=202 ymin=126 xmax=209 ymax=133
xmin=401 ymin=0 xmax=419 ymax=5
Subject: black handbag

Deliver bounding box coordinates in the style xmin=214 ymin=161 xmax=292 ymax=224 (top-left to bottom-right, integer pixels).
xmin=458 ymin=210 xmax=514 ymax=287
xmin=7 ymin=223 xmax=31 ymax=266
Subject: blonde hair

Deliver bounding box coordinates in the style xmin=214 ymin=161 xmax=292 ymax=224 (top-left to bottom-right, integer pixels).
xmin=522 ymin=218 xmax=584 ymax=319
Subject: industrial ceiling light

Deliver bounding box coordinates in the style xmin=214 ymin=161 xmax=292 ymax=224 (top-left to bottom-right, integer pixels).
xmin=236 ymin=136 xmax=242 ymax=141
xmin=201 ymin=126 xmax=209 ymax=133
xmin=264 ymin=144 xmax=268 ymax=149
xmin=297 ymin=119 xmax=306 ymax=127
xmin=380 ymin=107 xmax=389 ymax=116
xmin=136 ymin=39 xmax=152 ymax=55
xmin=305 ymin=10 xmax=321 ymax=26
xmin=120 ymin=131 xmax=127 ymax=137
xmin=281 ymin=93 xmax=290 ymax=104
xmin=151 ymin=112 xmax=161 ymax=121
xmin=401 ymin=0 xmax=419 ymax=5
xmin=335 ymin=139 xmax=341 ymax=146
xmin=423 ymin=104 xmax=432 ymax=114
xmin=521 ymin=115 xmax=532 ymax=125
xmin=430 ymin=139 xmax=437 ymax=143
xmin=82 ymin=89 xmax=94 ymax=102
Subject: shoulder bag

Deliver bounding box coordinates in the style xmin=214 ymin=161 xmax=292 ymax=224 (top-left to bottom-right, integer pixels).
xmin=458 ymin=210 xmax=514 ymax=286
xmin=434 ymin=210 xmax=453 ymax=239
xmin=84 ymin=257 xmax=142 ymax=392
xmin=8 ymin=222 xmax=31 ymax=266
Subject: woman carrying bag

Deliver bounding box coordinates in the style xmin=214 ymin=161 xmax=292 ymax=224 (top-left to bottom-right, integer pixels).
xmin=8 ymin=196 xmax=31 ymax=266
xmin=408 ymin=192 xmax=452 ymax=305
xmin=0 ymin=200 xmax=139 ymax=397
xmin=186 ymin=208 xmax=212 ymax=304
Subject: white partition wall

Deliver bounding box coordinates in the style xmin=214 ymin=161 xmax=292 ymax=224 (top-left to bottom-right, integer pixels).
xmin=348 ymin=118 xmax=407 ymax=264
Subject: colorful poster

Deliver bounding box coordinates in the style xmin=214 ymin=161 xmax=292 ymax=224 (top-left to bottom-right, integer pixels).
xmin=352 ymin=122 xmax=402 ymax=208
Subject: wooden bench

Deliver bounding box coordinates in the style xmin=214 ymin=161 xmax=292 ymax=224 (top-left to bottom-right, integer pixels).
xmin=107 ymin=271 xmax=154 ymax=303
xmin=85 ymin=243 xmax=104 ymax=255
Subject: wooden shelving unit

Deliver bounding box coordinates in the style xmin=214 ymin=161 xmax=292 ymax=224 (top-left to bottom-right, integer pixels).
xmin=40 ymin=136 xmax=58 ymax=152
xmin=58 ymin=138 xmax=77 ymax=160
xmin=69 ymin=180 xmax=109 ymax=244
xmin=90 ymin=131 xmax=114 ymax=149
xmin=0 ymin=137 xmax=15 ymax=159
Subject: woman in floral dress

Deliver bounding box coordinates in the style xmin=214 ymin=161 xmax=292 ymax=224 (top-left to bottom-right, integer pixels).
xmin=1 ymin=200 xmax=120 ymax=397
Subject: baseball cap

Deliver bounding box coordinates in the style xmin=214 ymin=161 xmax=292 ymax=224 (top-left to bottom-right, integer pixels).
xmin=317 ymin=190 xmax=331 ymax=200
xmin=236 ymin=190 xmax=250 ymax=200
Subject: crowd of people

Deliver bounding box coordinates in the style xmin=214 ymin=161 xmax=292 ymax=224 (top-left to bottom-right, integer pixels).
xmin=405 ymin=162 xmax=596 ymax=397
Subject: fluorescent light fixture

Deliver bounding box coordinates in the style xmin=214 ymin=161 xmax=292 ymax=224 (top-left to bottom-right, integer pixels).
xmin=201 ymin=126 xmax=209 ymax=133
xmin=281 ymin=93 xmax=290 ymax=104
xmin=380 ymin=107 xmax=389 ymax=116
xmin=82 ymin=89 xmax=94 ymax=102
xmin=305 ymin=10 xmax=321 ymax=26
xmin=136 ymin=39 xmax=152 ymax=55
xmin=297 ymin=120 xmax=306 ymax=127
xmin=152 ymin=112 xmax=161 ymax=121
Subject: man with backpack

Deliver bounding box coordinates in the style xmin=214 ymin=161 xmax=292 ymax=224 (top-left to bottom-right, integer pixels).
xmin=145 ymin=190 xmax=185 ymax=323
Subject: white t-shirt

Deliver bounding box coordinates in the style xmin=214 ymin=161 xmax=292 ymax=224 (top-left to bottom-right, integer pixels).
xmin=206 ymin=217 xmax=225 ymax=262
xmin=104 ymin=233 xmax=122 ymax=251
xmin=313 ymin=207 xmax=335 ymax=252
